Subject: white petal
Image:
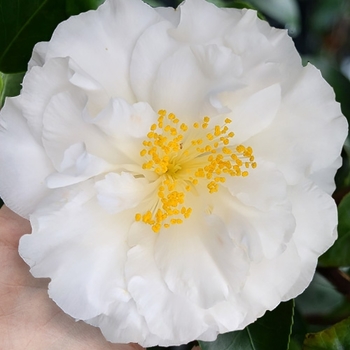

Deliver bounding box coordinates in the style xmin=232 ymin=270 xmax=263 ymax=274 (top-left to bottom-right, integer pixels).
xmin=156 ymin=6 xmax=180 ymax=26
xmin=290 ymin=179 xmax=338 ymax=256
xmin=67 ymin=58 xmax=111 ymax=117
xmin=225 ymin=84 xmax=281 ymax=143
xmin=250 ymin=64 xmax=347 ymax=184
xmin=154 ymin=209 xmax=249 ymax=309
xmin=130 ymin=20 xmax=179 ymax=106
xmin=309 ymin=156 xmax=341 ymax=195
xmin=82 ymin=97 xmax=158 ymax=165
xmin=191 ymin=44 xmax=243 ymax=79
xmin=46 ymin=143 xmax=115 ymax=188
xmin=44 ymin=0 xmax=161 ymax=103
xmin=42 ymin=89 xmax=118 ymax=169
xmin=151 ymin=45 xmax=245 ymax=119
xmin=19 ymin=181 xmax=132 ymax=320
xmin=125 ymin=222 xmax=207 ymax=345
xmin=28 ymin=41 xmax=49 ymax=69
xmin=241 ymin=240 xmax=302 ymax=321
xmin=85 ymin=97 xmax=158 ymax=139
xmin=213 ymin=185 xmax=295 ymax=261
xmin=0 ymin=97 xmax=53 ymax=217
xmin=95 ymin=172 xmax=152 ymax=214
xmin=172 ymin=0 xmax=238 ymax=43
xmin=21 ymin=57 xmax=72 ymax=140
xmin=131 ymin=3 xmax=244 ymax=118
xmin=87 ymin=301 xmax=157 ymax=345
xmin=225 ymin=160 xmax=288 ymax=211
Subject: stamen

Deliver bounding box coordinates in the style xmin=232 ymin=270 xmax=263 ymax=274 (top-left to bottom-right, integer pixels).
xmin=135 ymin=110 xmax=256 ymax=233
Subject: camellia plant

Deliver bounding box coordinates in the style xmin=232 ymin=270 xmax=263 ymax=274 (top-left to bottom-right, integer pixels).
xmin=0 ymin=0 xmax=350 ymax=349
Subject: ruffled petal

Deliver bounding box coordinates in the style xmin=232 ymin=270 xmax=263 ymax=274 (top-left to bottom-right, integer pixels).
xmin=44 ymin=0 xmax=161 ymax=103
xmin=249 ymin=64 xmax=347 ymax=184
xmin=225 ymin=160 xmax=288 ymax=211
xmin=82 ymin=98 xmax=158 ymax=165
xmin=131 ymin=1 xmax=244 ymax=118
xmin=19 ymin=181 xmax=132 ymax=320
xmin=171 ymin=0 xmax=238 ymax=43
xmin=95 ymin=172 xmax=152 ymax=214
xmin=45 ymin=143 xmax=115 ymax=188
xmin=154 ymin=208 xmax=249 ymax=309
xmin=214 ymin=180 xmax=295 ymax=261
xmin=223 ymin=83 xmax=281 ymax=143
xmin=0 ymin=97 xmax=53 ymax=217
xmin=241 ymin=240 xmax=302 ymax=322
xmin=125 ymin=222 xmax=207 ymax=346
xmin=21 ymin=57 xmax=72 ymax=140
xmin=42 ymin=89 xmax=117 ymax=168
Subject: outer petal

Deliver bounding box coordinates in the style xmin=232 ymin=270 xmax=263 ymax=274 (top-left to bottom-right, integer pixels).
xmin=43 ymin=0 xmax=162 ymax=103
xmin=0 ymin=97 xmax=53 ymax=217
xmin=131 ymin=0 xmax=245 ymax=118
xmin=240 ymin=240 xmax=302 ymax=324
xmin=170 ymin=0 xmax=240 ymax=43
xmin=19 ymin=181 xmax=132 ymax=320
xmin=154 ymin=207 xmax=249 ymax=309
xmin=21 ymin=57 xmax=73 ymax=140
xmin=42 ymin=89 xmax=118 ymax=168
xmin=125 ymin=222 xmax=208 ymax=346
xmin=250 ymin=64 xmax=347 ymax=185
xmin=217 ymin=164 xmax=295 ymax=261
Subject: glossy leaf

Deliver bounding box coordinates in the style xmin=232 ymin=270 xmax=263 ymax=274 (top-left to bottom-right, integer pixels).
xmin=310 ymin=0 xmax=344 ymax=34
xmin=227 ymin=0 xmax=262 ymax=12
xmin=66 ymin=0 xmax=104 ymax=16
xmin=0 ymin=0 xmax=102 ymax=73
xmin=143 ymin=0 xmax=164 ymax=6
xmin=296 ymin=273 xmax=343 ymax=316
xmin=248 ymin=0 xmax=300 ymax=36
xmin=199 ymin=300 xmax=294 ymax=350
xmin=0 ymin=0 xmax=64 ymax=73
xmin=0 ymin=71 xmax=25 ymax=108
xmin=303 ymin=317 xmax=350 ymax=350
xmin=320 ymin=193 xmax=350 ymax=267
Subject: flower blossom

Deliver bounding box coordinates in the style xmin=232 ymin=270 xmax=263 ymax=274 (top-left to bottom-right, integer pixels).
xmin=0 ymin=0 xmax=347 ymax=346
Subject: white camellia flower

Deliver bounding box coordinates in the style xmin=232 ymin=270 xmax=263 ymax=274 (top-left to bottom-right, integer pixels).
xmin=0 ymin=0 xmax=347 ymax=346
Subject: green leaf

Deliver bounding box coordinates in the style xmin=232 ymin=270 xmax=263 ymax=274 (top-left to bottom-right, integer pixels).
xmin=0 ymin=71 xmax=25 ymax=108
xmin=303 ymin=317 xmax=350 ymax=350
xmin=289 ymin=338 xmax=302 ymax=350
xmin=142 ymin=0 xmax=164 ymax=7
xmin=248 ymin=0 xmax=300 ymax=36
xmin=319 ymin=193 xmax=350 ymax=267
xmin=296 ymin=273 xmax=343 ymax=317
xmin=199 ymin=300 xmax=294 ymax=350
xmin=0 ymin=0 xmax=102 ymax=73
xmin=310 ymin=0 xmax=345 ymax=34
xmin=65 ymin=0 xmax=104 ymax=16
xmin=0 ymin=0 xmax=65 ymax=73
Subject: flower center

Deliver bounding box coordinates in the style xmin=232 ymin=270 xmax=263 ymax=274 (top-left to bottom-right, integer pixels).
xmin=135 ymin=110 xmax=257 ymax=233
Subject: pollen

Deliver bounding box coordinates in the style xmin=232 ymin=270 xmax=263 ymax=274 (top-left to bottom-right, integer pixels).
xmin=135 ymin=110 xmax=257 ymax=233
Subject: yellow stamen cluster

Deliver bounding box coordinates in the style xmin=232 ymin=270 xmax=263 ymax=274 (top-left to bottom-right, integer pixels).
xmin=135 ymin=110 xmax=256 ymax=233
